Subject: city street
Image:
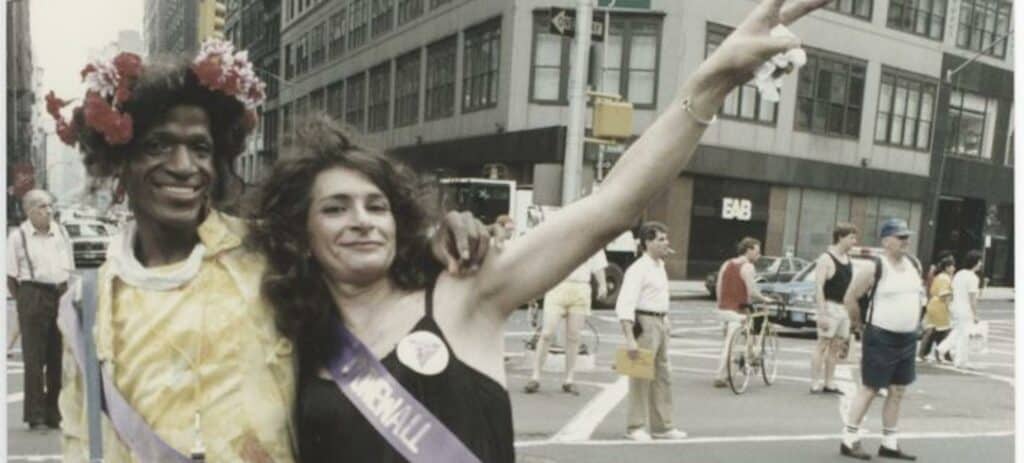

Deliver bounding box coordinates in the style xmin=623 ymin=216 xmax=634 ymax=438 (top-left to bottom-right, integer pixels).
xmin=6 ymin=274 xmax=1015 ymax=462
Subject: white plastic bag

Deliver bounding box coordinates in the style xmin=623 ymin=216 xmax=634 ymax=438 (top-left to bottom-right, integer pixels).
xmin=968 ymin=320 xmax=989 ymax=355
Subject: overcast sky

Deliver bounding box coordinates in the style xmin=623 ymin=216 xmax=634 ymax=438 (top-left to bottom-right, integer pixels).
xmin=31 ymin=0 xmax=144 ymax=108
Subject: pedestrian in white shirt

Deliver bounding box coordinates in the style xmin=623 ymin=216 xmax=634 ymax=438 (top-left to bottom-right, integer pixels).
xmin=6 ymin=189 xmax=75 ymax=430
xmin=617 ymin=222 xmax=686 ymax=441
xmin=935 ymin=250 xmax=983 ymax=369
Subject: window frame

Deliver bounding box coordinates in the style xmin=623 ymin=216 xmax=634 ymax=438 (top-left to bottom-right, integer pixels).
xmin=601 ymin=13 xmax=663 ymax=109
xmin=424 ymin=35 xmax=457 ymax=121
xmin=368 ymin=61 xmax=392 ymax=132
xmin=327 ymin=80 xmax=345 ymax=120
xmin=886 ymin=0 xmax=946 ymax=40
xmin=349 ymin=0 xmax=369 ymax=50
xmin=346 ymin=71 xmax=367 ymax=132
xmin=823 ymin=0 xmax=873 ymax=21
xmin=329 ymin=8 xmax=348 ymax=61
xmin=956 ymin=0 xmax=1011 ymax=59
xmin=704 ymin=22 xmax=778 ymax=125
xmin=794 ymin=48 xmax=868 ymax=139
xmin=462 ymin=16 xmax=502 ymax=113
xmin=945 ymin=87 xmax=997 ymax=160
xmin=371 ymin=0 xmax=395 ymax=38
xmin=394 ymin=49 xmax=422 ymax=128
xmin=310 ymin=22 xmax=327 ymax=69
xmin=873 ymin=67 xmax=938 ymax=152
xmin=397 ymin=0 xmax=423 ymax=25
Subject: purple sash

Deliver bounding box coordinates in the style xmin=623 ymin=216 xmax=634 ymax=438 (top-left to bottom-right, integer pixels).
xmin=57 ymin=287 xmax=196 ymax=462
xmin=326 ymin=323 xmax=482 ymax=463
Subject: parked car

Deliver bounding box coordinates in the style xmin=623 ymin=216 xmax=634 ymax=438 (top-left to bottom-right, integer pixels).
xmin=65 ymin=220 xmax=115 ymax=267
xmin=758 ymin=247 xmax=884 ymax=334
xmin=705 ymin=255 xmax=811 ymax=298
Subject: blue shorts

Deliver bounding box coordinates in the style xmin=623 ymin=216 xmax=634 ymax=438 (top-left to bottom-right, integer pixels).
xmin=861 ymin=325 xmax=917 ymax=389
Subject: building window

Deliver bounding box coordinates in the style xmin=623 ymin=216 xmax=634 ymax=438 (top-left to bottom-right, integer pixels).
xmin=874 ymin=70 xmax=936 ymax=150
xmin=371 ymin=0 xmax=394 ymax=38
xmin=282 ymin=103 xmax=293 ymax=138
xmin=956 ymin=0 xmax=1011 ymax=58
xmin=462 ymin=17 xmax=501 ymax=112
xmin=284 ymin=44 xmax=294 ymax=79
xmin=310 ymin=87 xmax=326 ymax=113
xmin=824 ymin=0 xmax=872 ymax=20
xmin=346 ymin=72 xmax=367 ymax=131
xmin=296 ymin=33 xmax=309 ymax=75
xmin=310 ymin=22 xmax=327 ymax=68
xmin=330 ymin=9 xmax=347 ymax=60
xmin=263 ymin=109 xmax=279 ymax=154
xmin=397 ymin=0 xmax=423 ymax=25
xmin=349 ymin=0 xmax=369 ymax=50
xmin=394 ymin=50 xmax=421 ymax=127
xmin=265 ymin=57 xmax=280 ymax=99
xmin=295 ymin=95 xmax=309 ymax=122
xmin=368 ymin=62 xmax=392 ymax=132
xmin=601 ymin=14 xmax=662 ymax=107
xmin=795 ymin=50 xmax=866 ymax=138
xmin=705 ymin=23 xmax=777 ymax=124
xmin=946 ymin=88 xmax=997 ymax=159
xmin=425 ymin=35 xmax=456 ymax=121
xmin=530 ymin=12 xmax=570 ymax=103
xmin=327 ymin=80 xmax=345 ymax=120
xmin=430 ymin=0 xmax=451 ymax=8
xmin=289 ymin=0 xmax=296 ymax=21
xmin=1006 ymin=104 xmax=1014 ymax=166
xmin=887 ymin=0 xmax=945 ymax=39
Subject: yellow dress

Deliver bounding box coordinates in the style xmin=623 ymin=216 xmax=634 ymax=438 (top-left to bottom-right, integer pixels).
xmin=59 ymin=211 xmax=296 ymax=462
xmin=924 ymin=272 xmax=952 ymax=330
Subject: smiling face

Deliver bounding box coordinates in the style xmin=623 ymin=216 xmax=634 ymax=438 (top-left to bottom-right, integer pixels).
xmin=121 ymin=105 xmax=216 ymax=233
xmin=307 ymin=166 xmax=398 ymax=286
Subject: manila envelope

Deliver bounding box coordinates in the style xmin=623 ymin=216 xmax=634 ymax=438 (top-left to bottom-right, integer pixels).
xmin=614 ymin=348 xmax=655 ymax=380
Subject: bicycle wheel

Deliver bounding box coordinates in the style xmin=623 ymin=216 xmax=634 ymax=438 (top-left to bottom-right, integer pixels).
xmin=761 ymin=326 xmax=779 ymax=385
xmin=726 ymin=328 xmax=751 ymax=394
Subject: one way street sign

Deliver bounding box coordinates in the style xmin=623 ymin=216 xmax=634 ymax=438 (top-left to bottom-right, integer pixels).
xmin=549 ymin=7 xmax=605 ymax=42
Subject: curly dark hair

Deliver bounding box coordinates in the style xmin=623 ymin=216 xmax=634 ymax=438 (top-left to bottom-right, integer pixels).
xmin=71 ymin=56 xmax=249 ymax=203
xmin=249 ymin=114 xmax=440 ymax=369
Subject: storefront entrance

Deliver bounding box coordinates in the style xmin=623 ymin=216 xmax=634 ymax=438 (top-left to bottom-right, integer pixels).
xmin=687 ymin=177 xmax=770 ymax=277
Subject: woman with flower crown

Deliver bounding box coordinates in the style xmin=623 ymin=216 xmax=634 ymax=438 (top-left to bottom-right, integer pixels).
xmin=49 ymin=41 xmax=489 ymax=462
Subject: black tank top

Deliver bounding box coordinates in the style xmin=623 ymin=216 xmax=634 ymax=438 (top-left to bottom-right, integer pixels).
xmin=296 ymin=281 xmax=515 ymax=463
xmin=823 ymin=252 xmax=853 ymax=303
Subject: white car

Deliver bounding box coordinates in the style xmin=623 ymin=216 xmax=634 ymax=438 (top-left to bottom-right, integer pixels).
xmin=64 ymin=220 xmax=116 ymax=267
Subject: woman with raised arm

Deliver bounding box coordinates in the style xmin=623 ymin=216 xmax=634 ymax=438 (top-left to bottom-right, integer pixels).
xmin=251 ymin=0 xmax=828 ymax=460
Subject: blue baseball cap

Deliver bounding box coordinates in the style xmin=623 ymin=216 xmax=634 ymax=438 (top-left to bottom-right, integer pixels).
xmin=879 ymin=218 xmax=913 ymax=238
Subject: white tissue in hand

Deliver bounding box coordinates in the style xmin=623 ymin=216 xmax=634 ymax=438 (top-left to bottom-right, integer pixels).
xmin=752 ymin=25 xmax=804 ymax=103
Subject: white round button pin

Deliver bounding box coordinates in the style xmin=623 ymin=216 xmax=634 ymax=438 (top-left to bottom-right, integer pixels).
xmin=396 ymin=330 xmax=450 ymax=376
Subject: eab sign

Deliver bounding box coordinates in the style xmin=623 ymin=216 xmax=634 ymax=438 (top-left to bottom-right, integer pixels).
xmin=549 ymin=7 xmax=606 ymax=42
xmin=722 ymin=197 xmax=753 ymax=221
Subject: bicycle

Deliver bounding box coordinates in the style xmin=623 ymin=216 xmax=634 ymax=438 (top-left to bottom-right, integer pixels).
xmin=725 ymin=301 xmax=784 ymax=394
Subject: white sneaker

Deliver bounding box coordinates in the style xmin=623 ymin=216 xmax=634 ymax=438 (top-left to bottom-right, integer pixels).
xmin=625 ymin=429 xmax=653 ymax=441
xmin=652 ymin=428 xmax=688 ymax=440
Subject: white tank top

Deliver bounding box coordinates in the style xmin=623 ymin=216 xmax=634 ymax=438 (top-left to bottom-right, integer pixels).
xmin=869 ymin=256 xmax=923 ymax=333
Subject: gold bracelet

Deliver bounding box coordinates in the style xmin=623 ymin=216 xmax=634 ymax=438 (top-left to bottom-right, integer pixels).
xmin=681 ymin=98 xmax=717 ymax=126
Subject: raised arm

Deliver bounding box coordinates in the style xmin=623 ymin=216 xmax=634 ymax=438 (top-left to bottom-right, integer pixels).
xmin=469 ymin=0 xmax=830 ymax=315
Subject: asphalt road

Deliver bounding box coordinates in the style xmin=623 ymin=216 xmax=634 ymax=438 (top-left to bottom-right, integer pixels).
xmin=5 ymin=273 xmax=1015 ymax=462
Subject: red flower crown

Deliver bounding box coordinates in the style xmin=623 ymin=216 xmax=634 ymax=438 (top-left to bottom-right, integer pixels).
xmin=47 ymin=38 xmax=266 ymax=148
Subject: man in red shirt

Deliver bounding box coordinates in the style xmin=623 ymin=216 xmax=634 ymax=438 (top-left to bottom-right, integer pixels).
xmin=713 ymin=237 xmax=775 ymax=388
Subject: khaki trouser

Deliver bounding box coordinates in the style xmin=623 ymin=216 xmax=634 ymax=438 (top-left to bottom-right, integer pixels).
xmin=627 ymin=313 xmax=674 ymax=433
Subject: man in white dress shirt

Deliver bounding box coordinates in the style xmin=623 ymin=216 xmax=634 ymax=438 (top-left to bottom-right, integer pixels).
xmin=617 ymin=222 xmax=686 ymax=441
xmin=6 ymin=189 xmax=75 ymax=430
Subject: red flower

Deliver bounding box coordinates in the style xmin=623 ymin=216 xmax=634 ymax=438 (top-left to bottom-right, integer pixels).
xmin=55 ymin=120 xmax=78 ymax=146
xmin=112 ymin=53 xmax=143 ymax=80
xmin=80 ymin=64 xmax=97 ymax=81
xmin=45 ymin=91 xmax=70 ymax=119
xmin=114 ymin=84 xmax=132 ymax=106
xmin=104 ymin=114 xmax=133 ymax=145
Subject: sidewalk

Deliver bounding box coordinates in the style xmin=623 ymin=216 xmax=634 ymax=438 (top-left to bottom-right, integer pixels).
xmin=669 ymin=280 xmax=1015 ymax=301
